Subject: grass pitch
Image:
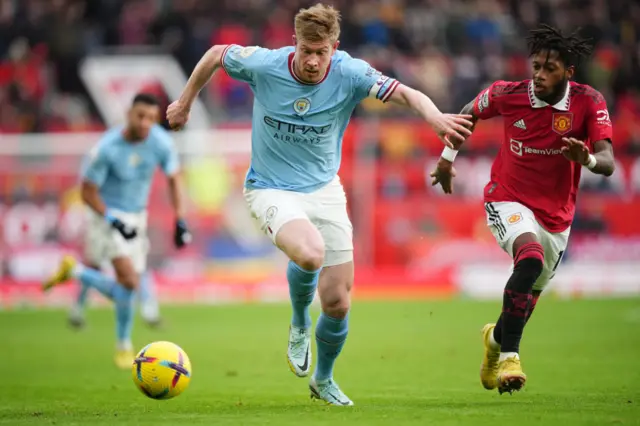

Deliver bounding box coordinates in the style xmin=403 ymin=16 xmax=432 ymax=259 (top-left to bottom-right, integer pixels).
xmin=1 ymin=298 xmax=639 ymax=425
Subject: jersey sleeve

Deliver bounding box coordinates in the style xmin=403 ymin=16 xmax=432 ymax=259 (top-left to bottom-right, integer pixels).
xmin=585 ymin=94 xmax=613 ymax=144
xmin=158 ymin=133 xmax=180 ymax=176
xmin=82 ymin=143 xmax=109 ymax=187
xmin=345 ymin=57 xmax=400 ymax=103
xmin=221 ymin=44 xmax=271 ymax=85
xmin=473 ymin=81 xmax=507 ymax=119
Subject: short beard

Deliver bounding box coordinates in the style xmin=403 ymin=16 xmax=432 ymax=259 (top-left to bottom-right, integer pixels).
xmin=540 ymin=76 xmax=568 ymax=104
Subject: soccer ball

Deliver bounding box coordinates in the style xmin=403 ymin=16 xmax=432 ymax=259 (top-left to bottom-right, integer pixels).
xmin=131 ymin=341 xmax=192 ymax=400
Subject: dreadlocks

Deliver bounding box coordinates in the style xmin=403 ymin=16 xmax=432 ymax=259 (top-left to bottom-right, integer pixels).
xmin=527 ymin=24 xmax=594 ymax=68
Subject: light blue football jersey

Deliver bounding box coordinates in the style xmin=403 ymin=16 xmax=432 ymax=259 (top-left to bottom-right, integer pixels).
xmin=222 ymin=44 xmax=399 ymax=192
xmin=82 ymin=124 xmax=179 ymax=213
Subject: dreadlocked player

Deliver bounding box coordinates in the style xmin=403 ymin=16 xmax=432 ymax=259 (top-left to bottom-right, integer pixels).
xmin=430 ymin=24 xmax=616 ymax=394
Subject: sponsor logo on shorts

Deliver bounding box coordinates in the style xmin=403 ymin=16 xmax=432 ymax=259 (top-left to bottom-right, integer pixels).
xmin=265 ymin=206 xmax=277 ymax=235
xmin=507 ymin=213 xmax=523 ymax=225
xmin=265 ymin=206 xmax=277 ymax=222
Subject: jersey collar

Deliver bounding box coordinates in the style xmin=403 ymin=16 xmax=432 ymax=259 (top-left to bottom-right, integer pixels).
xmin=528 ymin=80 xmax=571 ymax=111
xmin=288 ymin=52 xmax=331 ymax=85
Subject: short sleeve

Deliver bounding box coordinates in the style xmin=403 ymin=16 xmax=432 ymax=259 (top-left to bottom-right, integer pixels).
xmin=221 ymin=44 xmax=271 ymax=85
xmin=586 ymin=94 xmax=613 ymax=144
xmin=473 ymin=81 xmax=506 ymax=119
xmin=82 ymin=144 xmax=109 ymax=187
xmin=158 ymin=134 xmax=180 ymax=176
xmin=345 ymin=57 xmax=400 ymax=103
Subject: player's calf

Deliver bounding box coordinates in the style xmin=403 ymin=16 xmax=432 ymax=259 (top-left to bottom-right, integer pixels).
xmin=496 ymin=239 xmax=543 ymax=393
xmin=313 ymin=262 xmax=352 ymax=385
xmin=276 ymin=220 xmax=325 ymax=377
xmin=500 ymin=240 xmax=544 ymax=357
xmin=493 ymin=289 xmax=542 ymax=345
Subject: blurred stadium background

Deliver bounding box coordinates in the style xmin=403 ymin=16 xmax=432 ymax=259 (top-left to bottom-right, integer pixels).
xmin=1 ymin=0 xmax=639 ymax=309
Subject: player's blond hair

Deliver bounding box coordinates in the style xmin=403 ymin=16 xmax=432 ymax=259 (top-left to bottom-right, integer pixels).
xmin=294 ymin=3 xmax=341 ymax=44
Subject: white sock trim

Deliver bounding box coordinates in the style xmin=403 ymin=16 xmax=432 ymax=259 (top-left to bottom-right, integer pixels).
xmin=489 ymin=330 xmax=500 ymax=350
xmin=117 ymin=340 xmax=133 ymax=351
xmin=499 ymin=352 xmax=519 ymax=362
xmin=71 ymin=263 xmax=85 ymax=278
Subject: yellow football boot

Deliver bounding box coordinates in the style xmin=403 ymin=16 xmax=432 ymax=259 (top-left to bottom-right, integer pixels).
xmin=42 ymin=255 xmax=76 ymax=291
xmin=480 ymin=323 xmax=500 ymax=390
xmin=496 ymin=356 xmax=527 ymax=394
xmin=114 ymin=349 xmax=134 ymax=370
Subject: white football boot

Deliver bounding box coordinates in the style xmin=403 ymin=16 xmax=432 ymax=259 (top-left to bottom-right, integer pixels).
xmin=287 ymin=325 xmax=312 ymax=377
xmin=309 ymin=377 xmax=354 ymax=406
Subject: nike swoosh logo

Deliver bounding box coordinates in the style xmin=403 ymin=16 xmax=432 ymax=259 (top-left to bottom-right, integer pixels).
xmin=327 ymin=391 xmax=350 ymax=405
xmin=296 ymin=344 xmax=310 ymax=371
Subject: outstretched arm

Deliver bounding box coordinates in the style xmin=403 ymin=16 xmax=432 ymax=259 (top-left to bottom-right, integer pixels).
xmin=561 ymin=138 xmax=615 ymax=177
xmin=166 ymin=173 xmax=192 ymax=248
xmin=428 ymin=97 xmax=479 ymax=194
xmin=589 ymin=140 xmax=615 ymax=176
xmin=564 ymin=95 xmax=615 ymax=177
xmin=453 ymin=99 xmax=478 ymax=149
xmin=387 ymin=85 xmax=474 ymax=147
xmin=178 ymin=45 xmax=227 ymax=108
xmin=167 ymin=173 xmax=186 ymax=220
xmin=167 ymin=45 xmax=227 ymax=129
xmin=81 ymin=181 xmax=107 ymax=216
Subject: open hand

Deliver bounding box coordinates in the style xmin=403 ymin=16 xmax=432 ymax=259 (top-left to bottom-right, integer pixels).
xmin=430 ymin=162 xmax=457 ymax=194
xmin=429 ymin=114 xmax=474 ymax=148
xmin=561 ymin=137 xmax=590 ymax=165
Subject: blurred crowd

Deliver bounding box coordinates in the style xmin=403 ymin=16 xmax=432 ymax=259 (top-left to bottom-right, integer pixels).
xmin=1 ymin=0 xmax=640 ymax=134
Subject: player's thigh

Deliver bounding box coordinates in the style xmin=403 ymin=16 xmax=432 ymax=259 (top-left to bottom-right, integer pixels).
xmin=243 ymin=187 xmax=324 ymax=269
xmin=309 ymin=178 xmax=354 ymax=317
xmin=84 ymin=212 xmax=110 ymax=267
xmin=107 ymin=230 xmax=142 ymax=290
xmin=307 ymin=178 xmax=354 ymax=267
xmin=485 ymin=201 xmax=539 ymax=257
xmin=125 ymin=226 xmax=149 ymax=274
xmin=533 ymin=227 xmax=570 ymax=292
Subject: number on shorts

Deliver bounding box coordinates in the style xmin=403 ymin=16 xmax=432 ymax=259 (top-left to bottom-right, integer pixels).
xmin=552 ymin=250 xmax=565 ymax=272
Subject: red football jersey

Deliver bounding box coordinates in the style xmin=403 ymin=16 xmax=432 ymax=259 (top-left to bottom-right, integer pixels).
xmin=473 ymin=80 xmax=613 ymax=232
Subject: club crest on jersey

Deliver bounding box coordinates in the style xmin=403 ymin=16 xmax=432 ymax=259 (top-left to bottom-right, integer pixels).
xmin=293 ymin=98 xmax=311 ymax=116
xmin=129 ymin=153 xmax=141 ymax=167
xmin=552 ymin=113 xmax=573 ymax=135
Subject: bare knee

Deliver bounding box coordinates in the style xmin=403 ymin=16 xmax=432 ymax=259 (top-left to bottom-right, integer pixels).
xmin=295 ymin=242 xmax=325 ymax=271
xmin=321 ymin=295 xmax=350 ymax=319
xmin=113 ymin=258 xmax=139 ymax=290
xmin=117 ymin=272 xmax=139 ymax=290
xmin=318 ymin=262 xmax=353 ymax=319
xmin=277 ymin=220 xmax=325 ymax=271
xmin=116 ymin=268 xmax=140 ymax=290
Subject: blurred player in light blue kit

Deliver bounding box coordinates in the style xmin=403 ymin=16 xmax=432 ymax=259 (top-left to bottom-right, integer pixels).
xmin=68 ymin=156 xmax=163 ymax=330
xmin=167 ymin=3 xmax=472 ymax=405
xmin=44 ymin=94 xmax=191 ymax=369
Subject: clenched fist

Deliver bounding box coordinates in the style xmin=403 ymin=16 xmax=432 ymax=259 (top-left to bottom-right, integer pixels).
xmin=166 ymin=101 xmax=191 ymax=130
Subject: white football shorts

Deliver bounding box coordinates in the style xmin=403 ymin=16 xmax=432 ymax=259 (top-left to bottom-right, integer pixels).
xmin=243 ymin=176 xmax=353 ymax=267
xmin=485 ymin=201 xmax=569 ymax=291
xmin=84 ymin=208 xmax=149 ymax=273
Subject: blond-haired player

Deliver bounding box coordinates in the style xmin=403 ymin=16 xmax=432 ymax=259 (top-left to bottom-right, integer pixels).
xmin=167 ymin=3 xmax=472 ymax=405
